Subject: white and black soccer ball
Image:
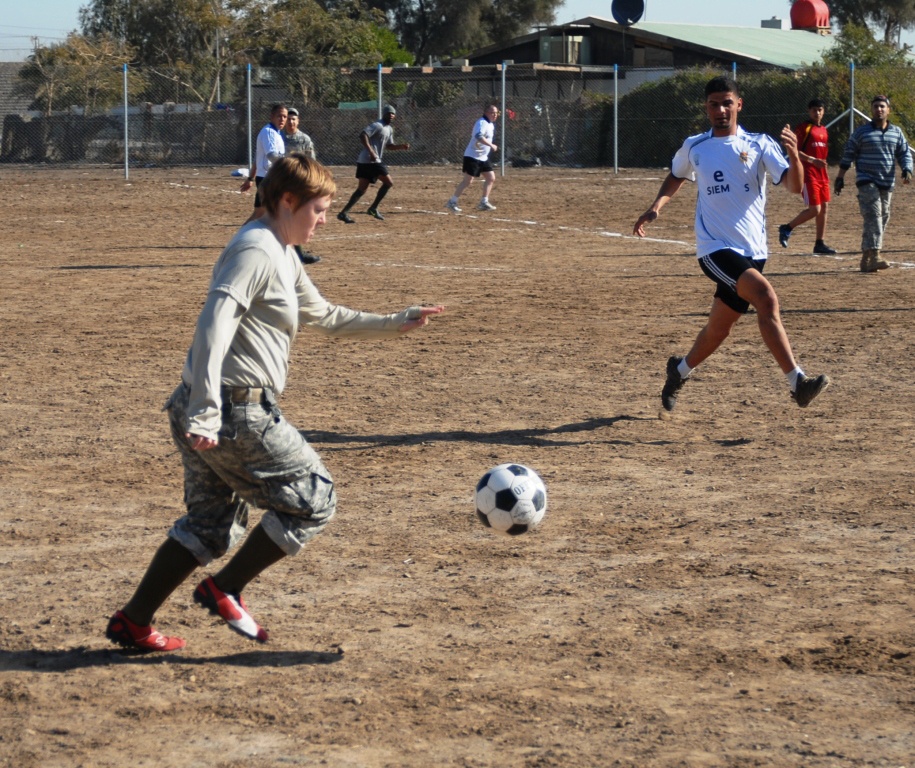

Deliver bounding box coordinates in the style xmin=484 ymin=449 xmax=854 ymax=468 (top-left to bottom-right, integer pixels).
xmin=475 ymin=463 xmax=547 ymax=536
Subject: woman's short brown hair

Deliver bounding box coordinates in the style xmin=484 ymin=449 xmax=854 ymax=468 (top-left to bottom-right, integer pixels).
xmin=259 ymin=153 xmax=336 ymax=216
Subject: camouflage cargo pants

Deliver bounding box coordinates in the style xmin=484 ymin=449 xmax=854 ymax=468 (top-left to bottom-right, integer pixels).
xmin=857 ymin=182 xmax=893 ymax=251
xmin=165 ymin=383 xmax=336 ymax=565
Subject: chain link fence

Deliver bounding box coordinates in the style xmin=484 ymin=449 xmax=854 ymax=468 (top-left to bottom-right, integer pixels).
xmin=3 ymin=60 xmax=915 ymax=169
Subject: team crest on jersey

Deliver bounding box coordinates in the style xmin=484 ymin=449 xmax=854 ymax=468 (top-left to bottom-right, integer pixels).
xmin=740 ymin=150 xmax=749 ymax=163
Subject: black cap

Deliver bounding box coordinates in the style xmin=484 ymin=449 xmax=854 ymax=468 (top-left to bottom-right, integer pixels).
xmin=287 ymin=108 xmax=299 ymax=117
xmin=872 ymin=95 xmax=890 ymax=106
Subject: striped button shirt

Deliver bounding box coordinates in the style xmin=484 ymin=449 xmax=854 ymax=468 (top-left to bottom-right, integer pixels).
xmin=840 ymin=121 xmax=913 ymax=189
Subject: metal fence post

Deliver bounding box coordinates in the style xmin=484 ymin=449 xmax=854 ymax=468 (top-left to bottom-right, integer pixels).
xmin=850 ymin=60 xmax=855 ymax=135
xmin=501 ymin=60 xmax=507 ymax=177
xmin=732 ymin=61 xmax=737 ymax=81
xmin=378 ymin=63 xmax=383 ymax=119
xmin=613 ymin=64 xmax=618 ymax=174
xmin=123 ymin=64 xmax=129 ymax=180
xmin=215 ymin=26 xmax=221 ymax=104
xmin=247 ymin=63 xmax=253 ymax=170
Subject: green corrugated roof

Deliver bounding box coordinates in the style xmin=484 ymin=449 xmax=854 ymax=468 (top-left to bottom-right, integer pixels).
xmin=591 ymin=18 xmax=835 ymax=70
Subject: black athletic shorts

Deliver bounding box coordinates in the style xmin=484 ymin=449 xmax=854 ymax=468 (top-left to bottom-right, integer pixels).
xmin=253 ymin=175 xmax=265 ymax=208
xmin=355 ymin=162 xmax=389 ymax=184
xmin=698 ymin=249 xmax=766 ymax=315
xmin=462 ymin=156 xmax=494 ymax=177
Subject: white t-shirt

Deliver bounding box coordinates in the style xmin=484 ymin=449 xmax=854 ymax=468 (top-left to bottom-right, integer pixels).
xmin=464 ymin=116 xmax=495 ymax=161
xmin=183 ymin=221 xmax=423 ymax=439
xmin=671 ymin=127 xmax=789 ymax=259
xmin=254 ymin=123 xmax=286 ymax=177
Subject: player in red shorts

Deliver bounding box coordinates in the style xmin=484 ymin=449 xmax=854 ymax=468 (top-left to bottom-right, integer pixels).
xmin=778 ymin=99 xmax=837 ymax=255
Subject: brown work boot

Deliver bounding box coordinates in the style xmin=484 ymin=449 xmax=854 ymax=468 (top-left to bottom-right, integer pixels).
xmin=873 ymin=250 xmax=890 ymax=270
xmin=860 ymin=250 xmax=877 ymax=273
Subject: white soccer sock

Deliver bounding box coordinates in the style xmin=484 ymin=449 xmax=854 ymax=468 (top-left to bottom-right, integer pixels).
xmin=677 ymin=358 xmax=693 ymax=379
xmin=786 ymin=367 xmax=804 ymax=391
xmin=481 ymin=196 xmax=489 ymax=203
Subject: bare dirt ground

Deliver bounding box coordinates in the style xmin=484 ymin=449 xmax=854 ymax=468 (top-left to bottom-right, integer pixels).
xmin=0 ymin=162 xmax=913 ymax=768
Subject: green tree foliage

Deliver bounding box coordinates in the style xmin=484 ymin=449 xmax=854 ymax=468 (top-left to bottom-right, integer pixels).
xmin=17 ymin=33 xmax=148 ymax=115
xmin=822 ymin=22 xmax=912 ymax=66
xmin=70 ymin=0 xmax=412 ymax=107
xmin=604 ymin=68 xmax=723 ymax=167
xmin=348 ymin=0 xmax=562 ymax=63
xmin=608 ymin=55 xmax=915 ymax=168
xmin=254 ymin=0 xmax=410 ymax=68
xmin=245 ymin=0 xmax=413 ymax=106
xmin=80 ymin=0 xmax=262 ymax=106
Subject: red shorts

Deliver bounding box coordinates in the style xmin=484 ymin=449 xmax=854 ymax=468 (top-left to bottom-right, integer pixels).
xmin=802 ymin=166 xmax=831 ymax=206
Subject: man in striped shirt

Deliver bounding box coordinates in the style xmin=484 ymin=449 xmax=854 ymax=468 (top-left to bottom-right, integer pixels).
xmin=834 ymin=95 xmax=912 ymax=273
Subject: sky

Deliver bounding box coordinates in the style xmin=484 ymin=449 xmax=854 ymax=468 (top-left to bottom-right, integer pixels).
xmin=0 ymin=0 xmax=909 ymax=61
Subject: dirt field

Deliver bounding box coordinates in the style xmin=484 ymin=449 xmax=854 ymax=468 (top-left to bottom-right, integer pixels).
xmin=1 ymin=162 xmax=913 ymax=768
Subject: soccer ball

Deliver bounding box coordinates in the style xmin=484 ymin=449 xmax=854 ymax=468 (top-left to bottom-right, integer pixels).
xmin=475 ymin=463 xmax=547 ymax=536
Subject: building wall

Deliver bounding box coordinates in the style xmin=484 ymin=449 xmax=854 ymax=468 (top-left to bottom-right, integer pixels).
xmin=469 ymin=26 xmax=760 ymax=71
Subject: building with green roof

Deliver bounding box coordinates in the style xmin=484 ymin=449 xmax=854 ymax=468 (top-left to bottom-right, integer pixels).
xmin=465 ymin=15 xmax=835 ymax=72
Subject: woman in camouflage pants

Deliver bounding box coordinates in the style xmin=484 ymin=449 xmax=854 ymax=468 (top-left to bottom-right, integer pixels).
xmin=106 ymin=154 xmax=444 ymax=652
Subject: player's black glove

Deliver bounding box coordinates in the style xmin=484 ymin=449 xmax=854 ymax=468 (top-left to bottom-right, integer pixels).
xmin=833 ymin=177 xmax=845 ymax=195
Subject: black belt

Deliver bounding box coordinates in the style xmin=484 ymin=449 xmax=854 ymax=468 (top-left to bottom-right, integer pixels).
xmin=221 ymin=386 xmax=272 ymax=404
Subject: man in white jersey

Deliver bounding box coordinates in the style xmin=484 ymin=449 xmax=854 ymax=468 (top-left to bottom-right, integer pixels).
xmin=634 ymin=76 xmax=829 ymax=411
xmin=446 ymin=105 xmax=500 ymax=212
xmin=240 ymin=103 xmax=287 ymax=222
xmin=240 ymin=103 xmax=320 ymax=265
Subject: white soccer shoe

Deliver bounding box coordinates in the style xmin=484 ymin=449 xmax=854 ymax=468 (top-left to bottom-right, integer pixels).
xmin=477 ymin=200 xmax=497 ymax=211
xmin=446 ymin=200 xmax=462 ymax=213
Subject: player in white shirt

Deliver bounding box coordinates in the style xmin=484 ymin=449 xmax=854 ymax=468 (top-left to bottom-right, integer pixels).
xmin=240 ymin=103 xmax=288 ymax=221
xmin=634 ymin=76 xmax=829 ymax=411
xmin=446 ymin=105 xmax=500 ymax=212
xmin=238 ymin=104 xmax=320 ymax=265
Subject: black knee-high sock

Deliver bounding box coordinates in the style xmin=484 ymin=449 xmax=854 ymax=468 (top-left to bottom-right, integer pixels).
xmin=213 ymin=523 xmax=286 ymax=595
xmin=122 ymin=538 xmax=200 ymax=626
xmin=370 ymin=184 xmax=390 ymax=210
xmin=341 ymin=189 xmax=364 ymax=213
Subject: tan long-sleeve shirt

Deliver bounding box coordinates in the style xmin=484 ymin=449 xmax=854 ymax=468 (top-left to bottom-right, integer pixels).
xmin=182 ymin=220 xmax=421 ymax=439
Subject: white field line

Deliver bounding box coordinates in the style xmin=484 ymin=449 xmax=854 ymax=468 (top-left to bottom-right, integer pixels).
xmin=161 ymin=186 xmax=687 ymax=246
xmin=319 ymin=232 xmax=387 ymax=242
xmin=362 ymin=262 xmax=510 ymax=272
xmin=550 ymin=177 xmax=664 ymax=182
xmin=168 ymin=182 xmax=244 ymax=195
xmin=596 ymin=230 xmax=691 ymax=245
xmin=783 ymin=252 xmax=914 ymax=269
xmin=163 ymin=184 xmax=912 ymax=268
xmin=413 ymin=207 xmax=693 ymax=246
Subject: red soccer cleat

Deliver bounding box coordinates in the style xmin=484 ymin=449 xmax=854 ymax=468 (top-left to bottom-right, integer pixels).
xmin=193 ymin=576 xmax=269 ymax=643
xmin=106 ymin=610 xmax=186 ymax=653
